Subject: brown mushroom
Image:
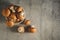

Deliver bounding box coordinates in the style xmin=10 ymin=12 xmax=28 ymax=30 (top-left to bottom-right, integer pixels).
xmin=6 ymin=20 xmax=14 ymax=27
xmin=30 ymin=28 xmax=36 ymax=33
xmin=24 ymin=20 xmax=31 ymax=25
xmin=9 ymin=13 xmax=17 ymax=22
xmin=2 ymin=8 xmax=10 ymax=17
xmin=16 ymin=19 xmax=20 ymax=23
xmin=28 ymin=25 xmax=36 ymax=33
xmin=17 ymin=6 xmax=24 ymax=12
xmin=18 ymin=11 xmax=24 ymax=16
xmin=16 ymin=14 xmax=25 ymax=21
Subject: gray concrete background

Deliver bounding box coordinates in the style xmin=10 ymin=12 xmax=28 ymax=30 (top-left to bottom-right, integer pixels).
xmin=0 ymin=0 xmax=60 ymax=40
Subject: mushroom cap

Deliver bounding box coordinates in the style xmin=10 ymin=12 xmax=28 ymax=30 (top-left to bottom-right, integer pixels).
xmin=19 ymin=15 xmax=25 ymax=21
xmin=9 ymin=13 xmax=17 ymax=22
xmin=18 ymin=11 xmax=24 ymax=15
xmin=16 ymin=19 xmax=20 ymax=23
xmin=9 ymin=4 xmax=14 ymax=10
xmin=28 ymin=27 xmax=36 ymax=33
xmin=24 ymin=20 xmax=31 ymax=25
xmin=9 ymin=13 xmax=16 ymax=19
xmin=17 ymin=6 xmax=24 ymax=12
xmin=2 ymin=8 xmax=10 ymax=17
xmin=30 ymin=28 xmax=36 ymax=33
xmin=6 ymin=20 xmax=14 ymax=27
xmin=16 ymin=14 xmax=25 ymax=21
xmin=18 ymin=26 xmax=25 ymax=32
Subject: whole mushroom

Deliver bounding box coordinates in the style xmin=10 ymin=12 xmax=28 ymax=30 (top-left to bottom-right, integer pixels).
xmin=18 ymin=26 xmax=25 ymax=33
xmin=6 ymin=20 xmax=14 ymax=27
xmin=9 ymin=13 xmax=17 ymax=22
xmin=16 ymin=14 xmax=25 ymax=21
xmin=23 ymin=20 xmax=31 ymax=25
xmin=17 ymin=6 xmax=24 ymax=12
xmin=28 ymin=25 xmax=36 ymax=33
xmin=2 ymin=8 xmax=10 ymax=17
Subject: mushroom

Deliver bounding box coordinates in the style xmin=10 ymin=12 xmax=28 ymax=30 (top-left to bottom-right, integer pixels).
xmin=16 ymin=14 xmax=25 ymax=21
xmin=17 ymin=6 xmax=24 ymax=12
xmin=30 ymin=28 xmax=36 ymax=33
xmin=20 ymin=15 xmax=25 ymax=21
xmin=9 ymin=13 xmax=17 ymax=22
xmin=18 ymin=26 xmax=25 ymax=33
xmin=6 ymin=20 xmax=14 ymax=27
xmin=28 ymin=25 xmax=36 ymax=33
xmin=16 ymin=18 xmax=21 ymax=23
xmin=2 ymin=8 xmax=10 ymax=17
xmin=23 ymin=20 xmax=31 ymax=25
xmin=9 ymin=4 xmax=15 ymax=13
xmin=18 ymin=12 xmax=24 ymax=16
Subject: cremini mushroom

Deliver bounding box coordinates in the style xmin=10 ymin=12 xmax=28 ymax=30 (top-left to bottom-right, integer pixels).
xmin=28 ymin=25 xmax=36 ymax=33
xmin=24 ymin=20 xmax=31 ymax=25
xmin=9 ymin=13 xmax=17 ymax=22
xmin=16 ymin=14 xmax=25 ymax=21
xmin=6 ymin=20 xmax=14 ymax=27
xmin=2 ymin=8 xmax=10 ymax=17
xmin=17 ymin=6 xmax=24 ymax=12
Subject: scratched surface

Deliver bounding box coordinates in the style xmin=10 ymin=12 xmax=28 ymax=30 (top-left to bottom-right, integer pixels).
xmin=0 ymin=0 xmax=60 ymax=40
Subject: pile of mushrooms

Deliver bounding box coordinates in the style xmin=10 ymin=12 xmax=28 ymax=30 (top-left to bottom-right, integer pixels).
xmin=2 ymin=4 xmax=36 ymax=33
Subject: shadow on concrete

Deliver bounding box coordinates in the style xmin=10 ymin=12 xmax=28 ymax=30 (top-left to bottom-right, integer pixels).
xmin=7 ymin=25 xmax=31 ymax=33
xmin=8 ymin=25 xmax=19 ymax=32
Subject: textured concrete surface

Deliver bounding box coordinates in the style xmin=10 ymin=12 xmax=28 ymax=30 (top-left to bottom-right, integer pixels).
xmin=0 ymin=0 xmax=60 ymax=40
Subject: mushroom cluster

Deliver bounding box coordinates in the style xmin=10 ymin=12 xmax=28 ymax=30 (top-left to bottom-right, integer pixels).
xmin=2 ymin=4 xmax=36 ymax=33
